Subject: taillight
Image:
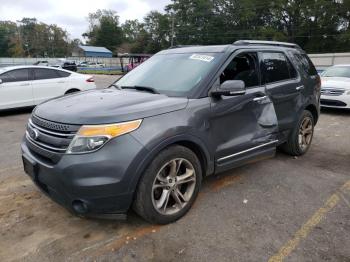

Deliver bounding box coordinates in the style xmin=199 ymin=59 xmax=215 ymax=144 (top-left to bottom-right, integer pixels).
xmin=86 ymin=77 xmax=94 ymax=83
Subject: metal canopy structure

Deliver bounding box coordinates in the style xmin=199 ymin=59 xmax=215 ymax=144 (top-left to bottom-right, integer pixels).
xmin=76 ymin=45 xmax=113 ymax=58
xmin=118 ymin=53 xmax=152 ymax=73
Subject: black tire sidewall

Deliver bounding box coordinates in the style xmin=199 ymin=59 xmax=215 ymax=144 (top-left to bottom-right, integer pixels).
xmin=133 ymin=145 xmax=202 ymax=224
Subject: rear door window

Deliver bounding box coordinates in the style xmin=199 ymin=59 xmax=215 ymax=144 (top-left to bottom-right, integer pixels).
xmin=0 ymin=69 xmax=30 ymax=83
xmin=261 ymin=52 xmax=293 ymax=84
xmin=34 ymin=68 xmax=65 ymax=80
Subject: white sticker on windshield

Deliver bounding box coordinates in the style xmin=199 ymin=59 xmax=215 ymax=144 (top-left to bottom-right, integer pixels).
xmin=190 ymin=54 xmax=214 ymax=63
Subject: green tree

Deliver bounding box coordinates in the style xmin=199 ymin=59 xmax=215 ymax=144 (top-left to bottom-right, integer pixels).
xmin=83 ymin=9 xmax=123 ymax=53
xmin=162 ymin=0 xmax=350 ymax=53
xmin=0 ymin=21 xmax=18 ymax=56
xmin=120 ymin=12 xmax=171 ymax=53
xmin=166 ymin=0 xmax=218 ymax=45
xmin=143 ymin=11 xmax=171 ymax=53
xmin=122 ymin=19 xmax=144 ymax=43
xmin=15 ymin=18 xmax=71 ymax=57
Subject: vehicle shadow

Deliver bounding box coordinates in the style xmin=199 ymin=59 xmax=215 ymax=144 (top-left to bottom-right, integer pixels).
xmin=0 ymin=106 xmax=34 ymax=117
xmin=321 ymin=107 xmax=350 ymax=116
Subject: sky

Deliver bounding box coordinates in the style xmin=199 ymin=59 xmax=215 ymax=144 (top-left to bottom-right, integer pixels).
xmin=0 ymin=0 xmax=171 ymax=40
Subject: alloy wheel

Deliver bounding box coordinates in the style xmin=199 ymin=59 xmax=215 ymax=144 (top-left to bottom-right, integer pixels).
xmin=151 ymin=158 xmax=196 ymax=215
xmin=298 ymin=116 xmax=313 ymax=151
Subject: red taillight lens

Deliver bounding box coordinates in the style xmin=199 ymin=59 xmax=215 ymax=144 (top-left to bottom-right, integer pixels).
xmin=86 ymin=77 xmax=94 ymax=83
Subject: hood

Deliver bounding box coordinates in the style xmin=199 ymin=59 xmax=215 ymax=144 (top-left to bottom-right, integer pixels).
xmin=321 ymin=77 xmax=350 ymax=90
xmin=34 ymin=89 xmax=188 ymax=125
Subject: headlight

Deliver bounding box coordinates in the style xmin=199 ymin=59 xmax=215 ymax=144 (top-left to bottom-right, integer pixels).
xmin=67 ymin=119 xmax=142 ymax=154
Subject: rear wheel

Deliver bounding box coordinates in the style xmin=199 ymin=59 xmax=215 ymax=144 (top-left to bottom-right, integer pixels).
xmin=133 ymin=145 xmax=202 ymax=224
xmin=281 ymin=110 xmax=314 ymax=156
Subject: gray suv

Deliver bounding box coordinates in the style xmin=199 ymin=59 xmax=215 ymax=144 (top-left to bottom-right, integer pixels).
xmin=22 ymin=40 xmax=321 ymax=224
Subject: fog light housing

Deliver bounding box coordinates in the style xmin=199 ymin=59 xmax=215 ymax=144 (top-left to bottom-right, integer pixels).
xmin=72 ymin=200 xmax=88 ymax=214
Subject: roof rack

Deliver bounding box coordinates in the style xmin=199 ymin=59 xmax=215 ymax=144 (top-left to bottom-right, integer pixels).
xmin=233 ymin=40 xmax=301 ymax=49
xmin=168 ymin=45 xmax=200 ymax=49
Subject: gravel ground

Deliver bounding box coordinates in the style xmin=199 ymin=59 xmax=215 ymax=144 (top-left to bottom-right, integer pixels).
xmin=0 ymin=76 xmax=349 ymax=261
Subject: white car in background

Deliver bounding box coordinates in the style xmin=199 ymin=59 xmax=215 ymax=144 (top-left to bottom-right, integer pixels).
xmin=78 ymin=62 xmax=105 ymax=68
xmin=0 ymin=66 xmax=96 ymax=110
xmin=320 ymin=65 xmax=350 ymax=109
xmin=33 ymin=60 xmax=49 ymax=66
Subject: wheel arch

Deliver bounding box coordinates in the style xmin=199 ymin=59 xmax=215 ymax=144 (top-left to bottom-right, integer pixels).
xmin=128 ymin=134 xmax=214 ymax=194
xmin=175 ymin=140 xmax=209 ymax=178
xmin=305 ymin=103 xmax=319 ymax=124
xmin=65 ymin=88 xmax=80 ymax=94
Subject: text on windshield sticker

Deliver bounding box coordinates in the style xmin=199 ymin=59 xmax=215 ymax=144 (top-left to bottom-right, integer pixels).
xmin=190 ymin=54 xmax=214 ymax=63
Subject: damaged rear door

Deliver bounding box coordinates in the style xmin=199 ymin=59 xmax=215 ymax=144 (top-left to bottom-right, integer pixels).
xmin=209 ymin=50 xmax=279 ymax=172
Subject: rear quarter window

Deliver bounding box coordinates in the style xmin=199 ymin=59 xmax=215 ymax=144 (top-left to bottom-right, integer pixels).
xmin=293 ymin=53 xmax=317 ymax=76
xmin=57 ymin=71 xmax=71 ymax=77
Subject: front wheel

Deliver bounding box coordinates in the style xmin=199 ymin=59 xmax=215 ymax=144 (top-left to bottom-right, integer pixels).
xmin=281 ymin=110 xmax=315 ymax=156
xmin=133 ymin=145 xmax=202 ymax=224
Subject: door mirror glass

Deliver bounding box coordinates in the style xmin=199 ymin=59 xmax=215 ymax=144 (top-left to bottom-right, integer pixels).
xmin=211 ymin=80 xmax=246 ymax=97
xmin=0 ymin=79 xmax=2 ymax=85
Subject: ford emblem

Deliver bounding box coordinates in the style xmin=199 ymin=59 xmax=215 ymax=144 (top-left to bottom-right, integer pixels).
xmin=30 ymin=128 xmax=40 ymax=140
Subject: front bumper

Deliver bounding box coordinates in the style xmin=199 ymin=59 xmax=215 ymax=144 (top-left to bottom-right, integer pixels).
xmin=320 ymin=94 xmax=350 ymax=108
xmin=21 ymin=133 xmax=147 ymax=219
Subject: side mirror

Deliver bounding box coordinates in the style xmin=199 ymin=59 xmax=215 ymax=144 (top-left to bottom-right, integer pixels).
xmin=0 ymin=79 xmax=3 ymax=85
xmin=211 ymin=80 xmax=246 ymax=97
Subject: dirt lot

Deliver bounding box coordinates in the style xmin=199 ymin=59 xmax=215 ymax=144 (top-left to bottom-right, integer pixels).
xmin=0 ymin=75 xmax=349 ymax=262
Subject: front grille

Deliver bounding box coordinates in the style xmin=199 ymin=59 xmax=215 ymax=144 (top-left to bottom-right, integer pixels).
xmin=321 ymin=88 xmax=345 ymax=96
xmin=31 ymin=115 xmax=78 ymax=132
xmin=26 ymin=115 xmax=80 ymax=156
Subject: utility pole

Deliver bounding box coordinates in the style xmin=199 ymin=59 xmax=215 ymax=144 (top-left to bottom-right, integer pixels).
xmin=170 ymin=14 xmax=175 ymax=47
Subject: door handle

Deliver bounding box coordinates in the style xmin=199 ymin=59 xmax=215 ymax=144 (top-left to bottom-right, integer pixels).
xmin=20 ymin=83 xmax=30 ymax=86
xmin=296 ymin=85 xmax=305 ymax=91
xmin=57 ymin=81 xmax=65 ymax=84
xmin=253 ymin=96 xmax=267 ymax=102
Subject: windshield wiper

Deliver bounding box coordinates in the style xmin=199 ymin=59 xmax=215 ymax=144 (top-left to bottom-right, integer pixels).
xmin=121 ymin=85 xmax=160 ymax=94
xmin=109 ymin=83 xmax=121 ymax=89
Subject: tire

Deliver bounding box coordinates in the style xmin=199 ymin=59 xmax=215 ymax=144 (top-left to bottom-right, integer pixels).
xmin=133 ymin=145 xmax=202 ymax=224
xmin=281 ymin=110 xmax=315 ymax=156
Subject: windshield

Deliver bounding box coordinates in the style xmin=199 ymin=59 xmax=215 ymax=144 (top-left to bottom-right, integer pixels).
xmin=116 ymin=52 xmax=222 ymax=96
xmin=322 ymin=66 xmax=350 ymax=78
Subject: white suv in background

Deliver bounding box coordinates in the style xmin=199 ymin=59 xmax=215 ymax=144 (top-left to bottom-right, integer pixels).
xmin=0 ymin=66 xmax=96 ymax=110
xmin=320 ymin=65 xmax=350 ymax=109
